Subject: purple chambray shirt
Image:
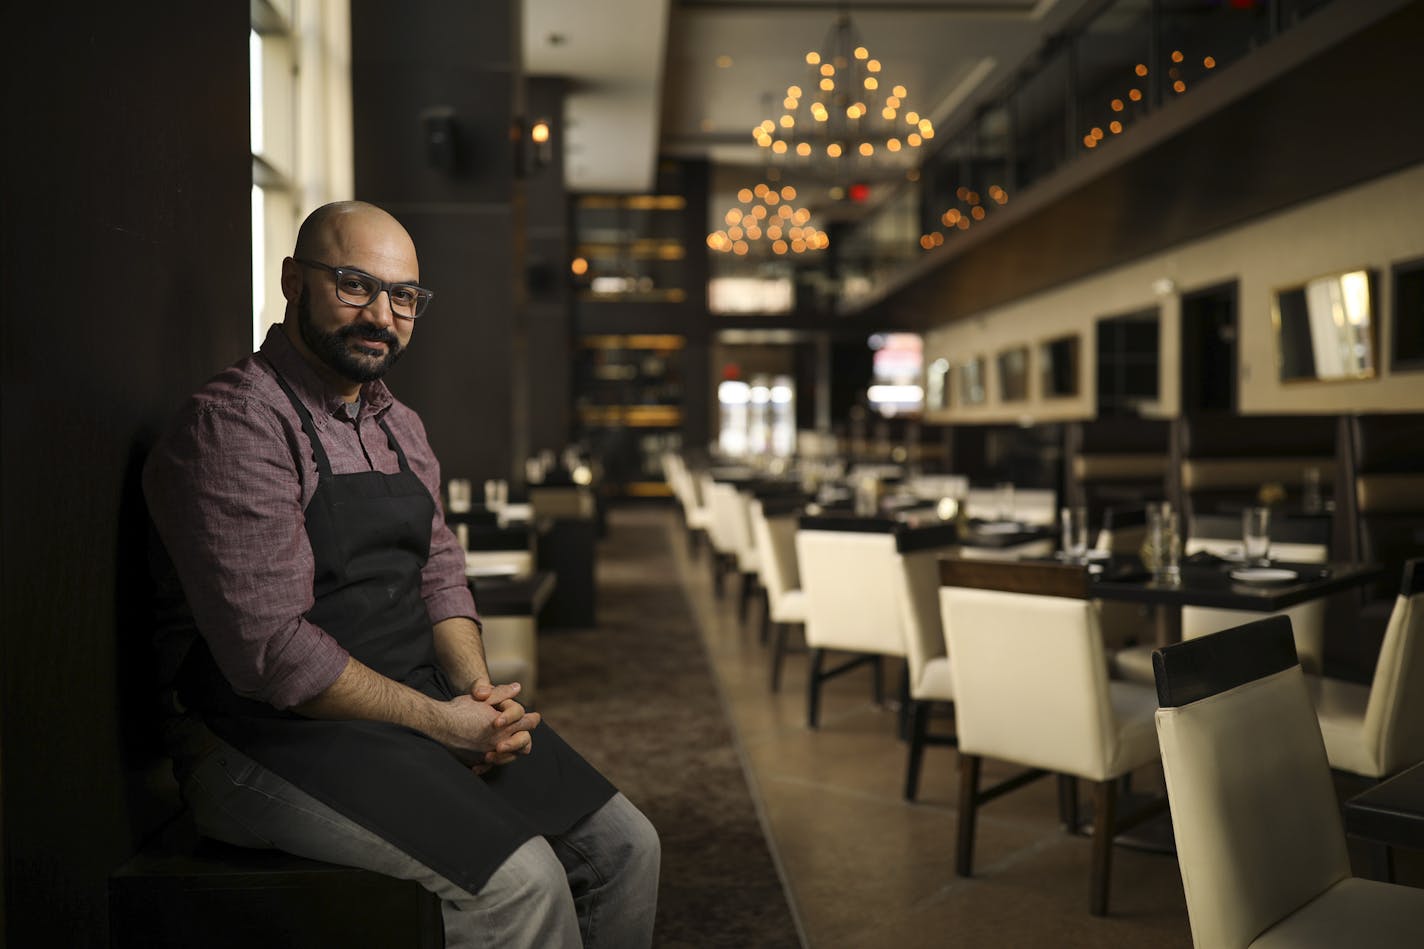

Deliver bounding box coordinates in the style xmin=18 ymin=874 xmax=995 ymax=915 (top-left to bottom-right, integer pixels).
xmin=143 ymin=325 xmax=477 ymax=710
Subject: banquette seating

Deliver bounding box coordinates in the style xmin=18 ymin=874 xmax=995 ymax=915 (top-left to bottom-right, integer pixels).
xmin=1174 ymin=413 xmax=1337 ymax=522
xmin=1152 ymin=616 xmax=1424 ymax=947
xmin=1066 ymin=418 xmax=1170 ymax=527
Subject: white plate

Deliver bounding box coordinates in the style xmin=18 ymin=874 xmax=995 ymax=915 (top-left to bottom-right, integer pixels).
xmin=1230 ymin=567 xmax=1298 ymax=584
xmin=977 ymin=521 xmax=1024 ymax=535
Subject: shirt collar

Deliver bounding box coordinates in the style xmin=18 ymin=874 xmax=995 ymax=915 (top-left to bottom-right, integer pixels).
xmin=259 ymin=324 xmax=395 ymax=420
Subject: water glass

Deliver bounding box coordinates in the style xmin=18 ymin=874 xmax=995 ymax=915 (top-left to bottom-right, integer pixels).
xmin=484 ymin=478 xmax=508 ymax=512
xmin=1242 ymin=506 xmax=1271 ymax=565
xmin=1303 ymin=466 xmax=1323 ymax=514
xmin=1060 ymin=505 xmax=1089 ymax=562
xmin=995 ymin=482 xmax=1015 ymax=522
xmin=447 ymin=478 xmax=471 ymax=513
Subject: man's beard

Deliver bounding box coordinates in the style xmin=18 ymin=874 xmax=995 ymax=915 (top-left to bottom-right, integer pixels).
xmin=297 ymin=289 xmax=405 ymax=383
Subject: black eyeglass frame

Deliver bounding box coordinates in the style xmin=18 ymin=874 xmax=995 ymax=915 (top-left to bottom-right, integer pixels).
xmin=293 ymin=257 xmax=434 ymax=319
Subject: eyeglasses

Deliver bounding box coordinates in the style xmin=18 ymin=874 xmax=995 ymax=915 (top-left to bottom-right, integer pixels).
xmin=293 ymin=258 xmax=434 ymax=319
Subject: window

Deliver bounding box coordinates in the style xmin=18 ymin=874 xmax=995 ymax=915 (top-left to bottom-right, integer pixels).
xmin=250 ymin=0 xmax=354 ymax=349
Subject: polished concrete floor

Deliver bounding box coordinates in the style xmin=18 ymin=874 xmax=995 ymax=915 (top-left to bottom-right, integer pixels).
xmin=642 ymin=505 xmax=1422 ymax=949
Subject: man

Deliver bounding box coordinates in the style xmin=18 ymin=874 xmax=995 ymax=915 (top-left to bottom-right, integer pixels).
xmin=144 ymin=201 xmax=659 ymax=948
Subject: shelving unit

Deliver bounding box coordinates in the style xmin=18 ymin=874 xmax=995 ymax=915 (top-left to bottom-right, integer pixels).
xmin=573 ymin=195 xmax=688 ymax=303
xmin=574 ymin=334 xmax=686 ymax=498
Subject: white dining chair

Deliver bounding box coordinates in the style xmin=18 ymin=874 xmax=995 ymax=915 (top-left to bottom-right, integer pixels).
xmin=1306 ymin=558 xmax=1424 ymax=782
xmin=707 ymin=482 xmax=761 ymax=621
xmin=662 ymin=452 xmax=712 ymax=555
xmin=795 ymin=527 xmax=908 ymax=728
xmin=698 ymin=473 xmax=739 ymax=597
xmin=749 ymin=498 xmax=806 ymax=692
xmin=1153 ymin=615 xmax=1424 ymax=947
xmin=940 ymin=558 xmax=1164 ymax=916
xmin=892 ymin=545 xmax=955 ymax=800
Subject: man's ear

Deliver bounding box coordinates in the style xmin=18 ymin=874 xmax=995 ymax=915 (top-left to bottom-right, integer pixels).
xmin=279 ymin=257 xmax=303 ymax=303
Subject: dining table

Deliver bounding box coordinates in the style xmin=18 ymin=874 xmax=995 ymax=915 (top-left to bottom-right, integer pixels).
xmin=1343 ymin=758 xmax=1424 ymax=882
xmin=1089 ymin=556 xmax=1384 ymax=647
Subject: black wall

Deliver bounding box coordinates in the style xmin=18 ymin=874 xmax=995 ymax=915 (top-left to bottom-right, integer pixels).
xmin=351 ymin=0 xmax=527 ymax=486
xmin=2 ymin=5 xmax=253 ymax=946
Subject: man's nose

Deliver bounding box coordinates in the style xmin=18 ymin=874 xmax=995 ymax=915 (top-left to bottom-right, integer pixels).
xmin=361 ymin=289 xmax=397 ymax=327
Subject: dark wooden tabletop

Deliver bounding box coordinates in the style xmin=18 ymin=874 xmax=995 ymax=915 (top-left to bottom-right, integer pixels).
xmin=467 ymin=570 xmax=557 ymax=617
xmin=1344 ymin=759 xmax=1424 ymax=852
xmin=1088 ymin=558 xmax=1383 ymax=611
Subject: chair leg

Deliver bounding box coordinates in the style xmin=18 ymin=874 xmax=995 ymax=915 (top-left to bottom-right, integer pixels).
xmin=1089 ymin=779 xmax=1118 ymax=917
xmin=903 ymin=700 xmax=930 ymax=801
xmin=896 ymin=663 xmax=911 ymax=740
xmin=711 ymin=553 xmax=725 ymax=597
xmin=806 ymin=648 xmax=825 ymax=728
xmin=758 ymin=590 xmax=771 ymax=644
xmin=737 ymin=572 xmax=755 ymax=623
xmin=769 ymin=622 xmax=787 ymax=692
xmin=956 ymin=754 xmax=982 ymax=877
xmin=1058 ymin=775 xmax=1081 ymax=833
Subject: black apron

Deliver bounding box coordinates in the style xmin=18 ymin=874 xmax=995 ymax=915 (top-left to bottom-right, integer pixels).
xmin=176 ymin=362 xmax=615 ymax=893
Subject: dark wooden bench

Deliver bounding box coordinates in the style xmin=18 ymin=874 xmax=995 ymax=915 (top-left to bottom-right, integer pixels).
xmin=110 ymin=813 xmax=442 ymax=949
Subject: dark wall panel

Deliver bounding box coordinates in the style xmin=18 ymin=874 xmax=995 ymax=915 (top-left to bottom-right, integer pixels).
xmin=2 ymin=5 xmax=252 ymax=946
xmin=352 ymin=0 xmax=524 ymax=485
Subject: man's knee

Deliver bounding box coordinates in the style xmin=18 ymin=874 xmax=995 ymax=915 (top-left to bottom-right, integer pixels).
xmin=483 ymin=836 xmax=571 ymax=909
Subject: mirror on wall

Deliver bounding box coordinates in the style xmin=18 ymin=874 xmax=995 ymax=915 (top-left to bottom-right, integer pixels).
xmin=926 ymin=357 xmax=950 ymax=410
xmin=1391 ymin=256 xmax=1424 ymax=373
xmin=1274 ymin=269 xmax=1377 ymax=382
xmin=997 ymin=345 xmax=1030 ymax=402
xmin=1039 ymin=334 xmax=1080 ymax=398
xmin=957 ymin=356 xmax=987 ymax=406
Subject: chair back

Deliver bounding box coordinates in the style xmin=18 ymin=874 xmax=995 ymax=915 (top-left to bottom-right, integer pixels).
xmin=750 ymin=500 xmax=800 ymax=609
xmin=1187 ymin=512 xmax=1331 ymax=564
xmin=700 ymin=476 xmax=736 ymax=555
xmin=892 ymin=549 xmax=948 ymax=700
xmin=1153 ymin=616 xmax=1350 ymax=949
xmin=795 ymin=529 xmax=906 ymax=657
xmin=1362 ymin=558 xmax=1424 ymax=775
xmin=939 ymin=560 xmax=1121 ymax=779
xmin=1093 ymin=504 xmax=1149 ymax=555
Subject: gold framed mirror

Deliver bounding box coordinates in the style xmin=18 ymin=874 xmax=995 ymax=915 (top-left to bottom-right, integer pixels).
xmin=1273 ymin=269 xmax=1377 ymax=383
xmin=997 ymin=345 xmax=1030 ymax=402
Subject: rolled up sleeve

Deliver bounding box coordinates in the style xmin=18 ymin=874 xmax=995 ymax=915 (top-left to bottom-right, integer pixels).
xmin=143 ymin=399 xmax=350 ymax=709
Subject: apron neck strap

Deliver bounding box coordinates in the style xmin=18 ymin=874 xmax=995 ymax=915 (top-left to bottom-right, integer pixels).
xmin=260 ymin=354 xmax=333 ymax=478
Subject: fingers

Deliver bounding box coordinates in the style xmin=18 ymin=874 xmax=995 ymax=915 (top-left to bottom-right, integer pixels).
xmin=470 ymin=680 xmax=522 ymax=705
xmin=492 ymin=700 xmax=528 ymax=728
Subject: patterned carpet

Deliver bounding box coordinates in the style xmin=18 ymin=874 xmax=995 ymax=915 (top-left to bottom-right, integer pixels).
xmin=534 ymin=508 xmax=802 ymax=948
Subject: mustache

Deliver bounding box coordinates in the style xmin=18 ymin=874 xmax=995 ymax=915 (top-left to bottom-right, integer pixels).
xmin=339 ymin=323 xmax=400 ymax=347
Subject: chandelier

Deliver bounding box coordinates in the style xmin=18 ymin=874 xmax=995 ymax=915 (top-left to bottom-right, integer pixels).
xmin=707 ymin=182 xmax=829 ymax=257
xmin=752 ymin=14 xmax=935 ymax=177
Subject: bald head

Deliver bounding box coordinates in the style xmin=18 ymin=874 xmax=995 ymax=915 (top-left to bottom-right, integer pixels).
xmin=293 ymin=201 xmax=414 ymax=263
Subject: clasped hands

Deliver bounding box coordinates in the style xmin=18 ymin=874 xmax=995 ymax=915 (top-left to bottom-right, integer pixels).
xmin=445 ymin=679 xmax=540 ymax=775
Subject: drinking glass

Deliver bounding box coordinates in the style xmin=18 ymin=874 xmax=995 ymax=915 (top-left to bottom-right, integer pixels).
xmin=484 ymin=478 xmax=508 ymax=512
xmin=446 ymin=478 xmax=471 ymax=513
xmin=995 ymin=482 xmax=1015 ymax=522
xmin=1303 ymin=466 xmax=1323 ymax=514
xmin=1242 ymin=506 xmax=1271 ymax=565
xmin=1060 ymin=505 xmax=1089 ymax=563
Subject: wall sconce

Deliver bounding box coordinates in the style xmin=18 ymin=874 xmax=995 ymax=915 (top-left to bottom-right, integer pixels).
xmin=420 ymin=106 xmax=460 ymax=175
xmin=529 ymin=117 xmax=554 ymax=173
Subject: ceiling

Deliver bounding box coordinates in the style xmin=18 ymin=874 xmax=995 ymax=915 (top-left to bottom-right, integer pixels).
xmin=526 ymin=0 xmax=1097 ymax=211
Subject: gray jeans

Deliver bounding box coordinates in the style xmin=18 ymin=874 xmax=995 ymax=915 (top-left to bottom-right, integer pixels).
xmin=183 ymin=738 xmax=660 ymax=949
